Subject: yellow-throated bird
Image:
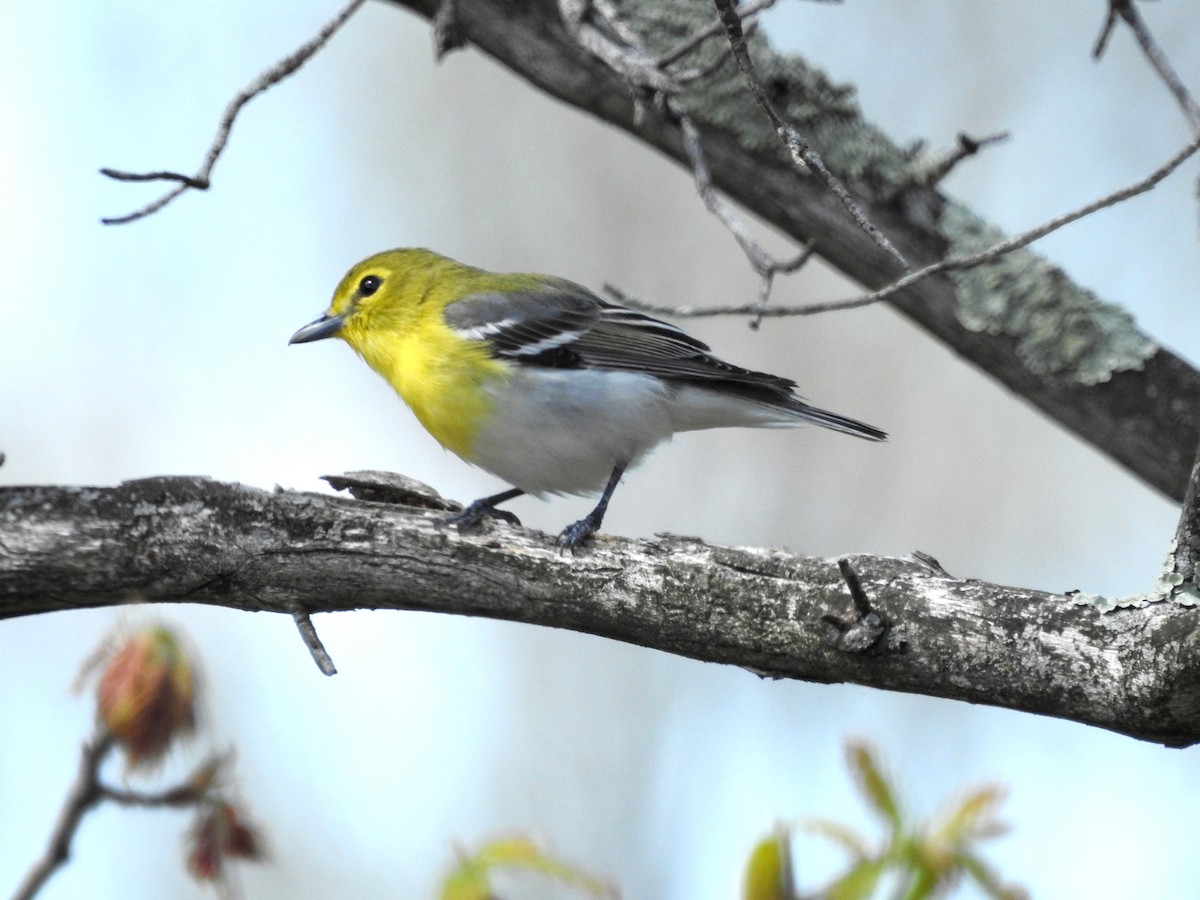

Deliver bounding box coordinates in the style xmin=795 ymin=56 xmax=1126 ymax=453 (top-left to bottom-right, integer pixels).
xmin=291 ymin=249 xmax=886 ymax=548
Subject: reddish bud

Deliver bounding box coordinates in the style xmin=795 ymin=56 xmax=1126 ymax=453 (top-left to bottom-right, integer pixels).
xmin=186 ymin=801 xmax=264 ymax=883
xmin=95 ymin=626 xmax=196 ymax=767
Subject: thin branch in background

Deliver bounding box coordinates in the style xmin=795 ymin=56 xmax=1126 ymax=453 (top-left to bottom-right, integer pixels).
xmin=676 ymin=112 xmax=816 ymax=320
xmin=558 ymin=0 xmax=680 ymax=93
xmin=658 ymin=0 xmax=844 ymax=70
xmin=291 ymin=607 xmax=338 ymax=676
xmin=12 ymin=731 xmax=114 ymax=900
xmin=612 ymin=130 xmax=1200 ymax=320
xmin=671 ymin=41 xmax=738 ymax=87
xmin=852 ymin=129 xmax=1200 ymax=306
xmin=591 ymin=0 xmax=643 ymax=45
xmin=1094 ymin=0 xmax=1200 ymax=133
xmin=100 ymin=784 xmax=204 ymax=809
xmin=879 ymin=131 xmax=1010 ymax=203
xmin=655 ymin=0 xmax=780 ymax=69
xmin=100 ymin=0 xmax=367 ymax=225
xmin=927 ymin=131 xmax=1010 ymax=184
xmin=559 ymin=0 xmax=816 ymax=309
xmin=1092 ymin=1 xmax=1120 ymax=57
xmin=749 ymin=245 xmax=814 ymax=327
xmin=710 ymin=0 xmax=909 ymax=273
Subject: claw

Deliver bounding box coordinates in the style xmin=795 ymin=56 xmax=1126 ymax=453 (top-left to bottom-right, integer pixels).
xmin=557 ymin=514 xmax=601 ymax=551
xmin=447 ymin=487 xmax=524 ymax=531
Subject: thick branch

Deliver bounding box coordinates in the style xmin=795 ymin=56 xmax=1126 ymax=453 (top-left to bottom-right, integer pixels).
xmin=3 ymin=476 xmax=1200 ymax=747
xmin=387 ymin=0 xmax=1200 ymax=502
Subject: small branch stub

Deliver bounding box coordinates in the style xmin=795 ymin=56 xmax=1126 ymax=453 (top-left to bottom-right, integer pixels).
xmin=822 ymin=558 xmax=905 ymax=654
xmin=291 ymin=608 xmax=338 ymax=676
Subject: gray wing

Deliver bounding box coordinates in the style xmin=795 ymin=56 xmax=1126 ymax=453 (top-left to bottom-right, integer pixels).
xmin=443 ymin=280 xmax=887 ymax=441
xmin=442 ymin=281 xmax=604 ymax=368
xmin=442 ymin=280 xmax=797 ymax=392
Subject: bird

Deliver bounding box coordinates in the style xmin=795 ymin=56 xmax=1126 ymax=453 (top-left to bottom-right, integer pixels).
xmin=290 ymin=249 xmax=886 ymax=549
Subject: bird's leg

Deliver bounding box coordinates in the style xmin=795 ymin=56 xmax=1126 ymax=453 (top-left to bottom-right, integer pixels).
xmin=447 ymin=487 xmax=525 ymax=530
xmin=558 ymin=462 xmax=627 ymax=550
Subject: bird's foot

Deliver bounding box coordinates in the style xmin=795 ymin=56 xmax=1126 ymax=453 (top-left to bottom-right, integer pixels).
xmin=447 ymin=499 xmax=521 ymax=531
xmin=557 ymin=512 xmax=603 ymax=551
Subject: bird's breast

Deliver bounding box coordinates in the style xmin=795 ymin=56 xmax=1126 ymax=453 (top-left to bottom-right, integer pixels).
xmin=356 ymin=329 xmax=507 ymax=459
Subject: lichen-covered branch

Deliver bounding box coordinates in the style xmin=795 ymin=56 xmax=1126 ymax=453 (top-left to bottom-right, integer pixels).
xmin=3 ymin=476 xmax=1200 ymax=747
xmin=386 ymin=0 xmax=1200 ymax=502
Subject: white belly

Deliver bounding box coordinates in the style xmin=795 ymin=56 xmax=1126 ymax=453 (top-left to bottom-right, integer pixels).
xmin=468 ymin=369 xmax=678 ymax=495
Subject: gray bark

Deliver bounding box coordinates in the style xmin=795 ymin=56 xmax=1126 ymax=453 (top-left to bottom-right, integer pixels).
xmin=4 ymin=475 xmax=1200 ymax=747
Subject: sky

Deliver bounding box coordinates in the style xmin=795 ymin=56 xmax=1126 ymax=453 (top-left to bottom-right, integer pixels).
xmin=3 ymin=1 xmax=1200 ymax=898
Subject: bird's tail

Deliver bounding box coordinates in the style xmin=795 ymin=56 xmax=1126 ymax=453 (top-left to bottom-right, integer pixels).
xmin=791 ymin=401 xmax=887 ymax=441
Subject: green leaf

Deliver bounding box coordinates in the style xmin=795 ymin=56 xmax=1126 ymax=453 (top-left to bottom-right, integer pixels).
xmin=929 ymin=786 xmax=1008 ymax=849
xmin=845 ymin=741 xmax=902 ymax=831
xmin=742 ymin=826 xmax=796 ymax=900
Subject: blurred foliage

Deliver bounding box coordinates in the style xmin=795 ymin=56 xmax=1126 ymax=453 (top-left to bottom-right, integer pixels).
xmin=743 ymin=825 xmax=797 ymax=900
xmin=14 ymin=623 xmax=262 ymax=900
xmin=437 ymin=835 xmax=618 ymax=900
xmin=743 ymin=740 xmax=1025 ymax=900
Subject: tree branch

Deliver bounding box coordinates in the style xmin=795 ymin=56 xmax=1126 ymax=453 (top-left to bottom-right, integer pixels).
xmin=1094 ymin=0 xmax=1200 ymax=134
xmin=608 ymin=129 xmax=1200 ymax=320
xmin=383 ymin=0 xmax=1200 ymax=503
xmin=100 ymin=0 xmax=367 ymax=224
xmin=708 ymin=0 xmax=909 ymax=272
xmin=12 ymin=731 xmax=113 ymax=900
xmin=4 ymin=476 xmax=1200 ymax=747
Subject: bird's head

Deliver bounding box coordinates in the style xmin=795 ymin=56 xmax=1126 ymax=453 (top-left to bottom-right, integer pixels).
xmin=289 ymin=248 xmax=462 ymax=351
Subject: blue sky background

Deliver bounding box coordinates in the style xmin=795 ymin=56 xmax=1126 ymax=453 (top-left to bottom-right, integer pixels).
xmin=2 ymin=1 xmax=1199 ymax=897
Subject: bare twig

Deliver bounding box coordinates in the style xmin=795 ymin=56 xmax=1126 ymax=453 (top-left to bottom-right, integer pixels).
xmin=1093 ymin=2 xmax=1121 ymax=58
xmin=98 ymin=782 xmax=210 ymax=809
xmin=655 ymin=0 xmax=780 ymax=69
xmin=614 ymin=130 xmax=1200 ymax=320
xmin=13 ymin=732 xmax=241 ymax=899
xmin=291 ymin=608 xmax=338 ymax=676
xmin=12 ymin=731 xmax=114 ymax=900
xmin=557 ymin=0 xmax=679 ymax=93
xmin=927 ymin=131 xmax=1010 ymax=184
xmin=676 ymin=112 xmax=815 ymax=318
xmin=710 ymin=0 xmax=909 ymax=273
xmin=658 ymin=0 xmax=844 ymax=70
xmin=558 ymin=0 xmax=816 ymax=310
xmin=671 ymin=41 xmax=737 ymax=87
xmin=880 ymin=131 xmax=1010 ymax=203
xmin=1094 ymin=0 xmax=1200 ymax=133
xmin=100 ymin=0 xmax=367 ymax=225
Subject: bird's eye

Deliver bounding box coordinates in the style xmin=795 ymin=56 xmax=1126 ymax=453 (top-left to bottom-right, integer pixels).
xmin=359 ymin=275 xmax=382 ymax=297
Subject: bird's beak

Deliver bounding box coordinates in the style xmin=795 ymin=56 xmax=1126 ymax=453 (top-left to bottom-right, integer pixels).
xmin=289 ymin=312 xmax=346 ymax=344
